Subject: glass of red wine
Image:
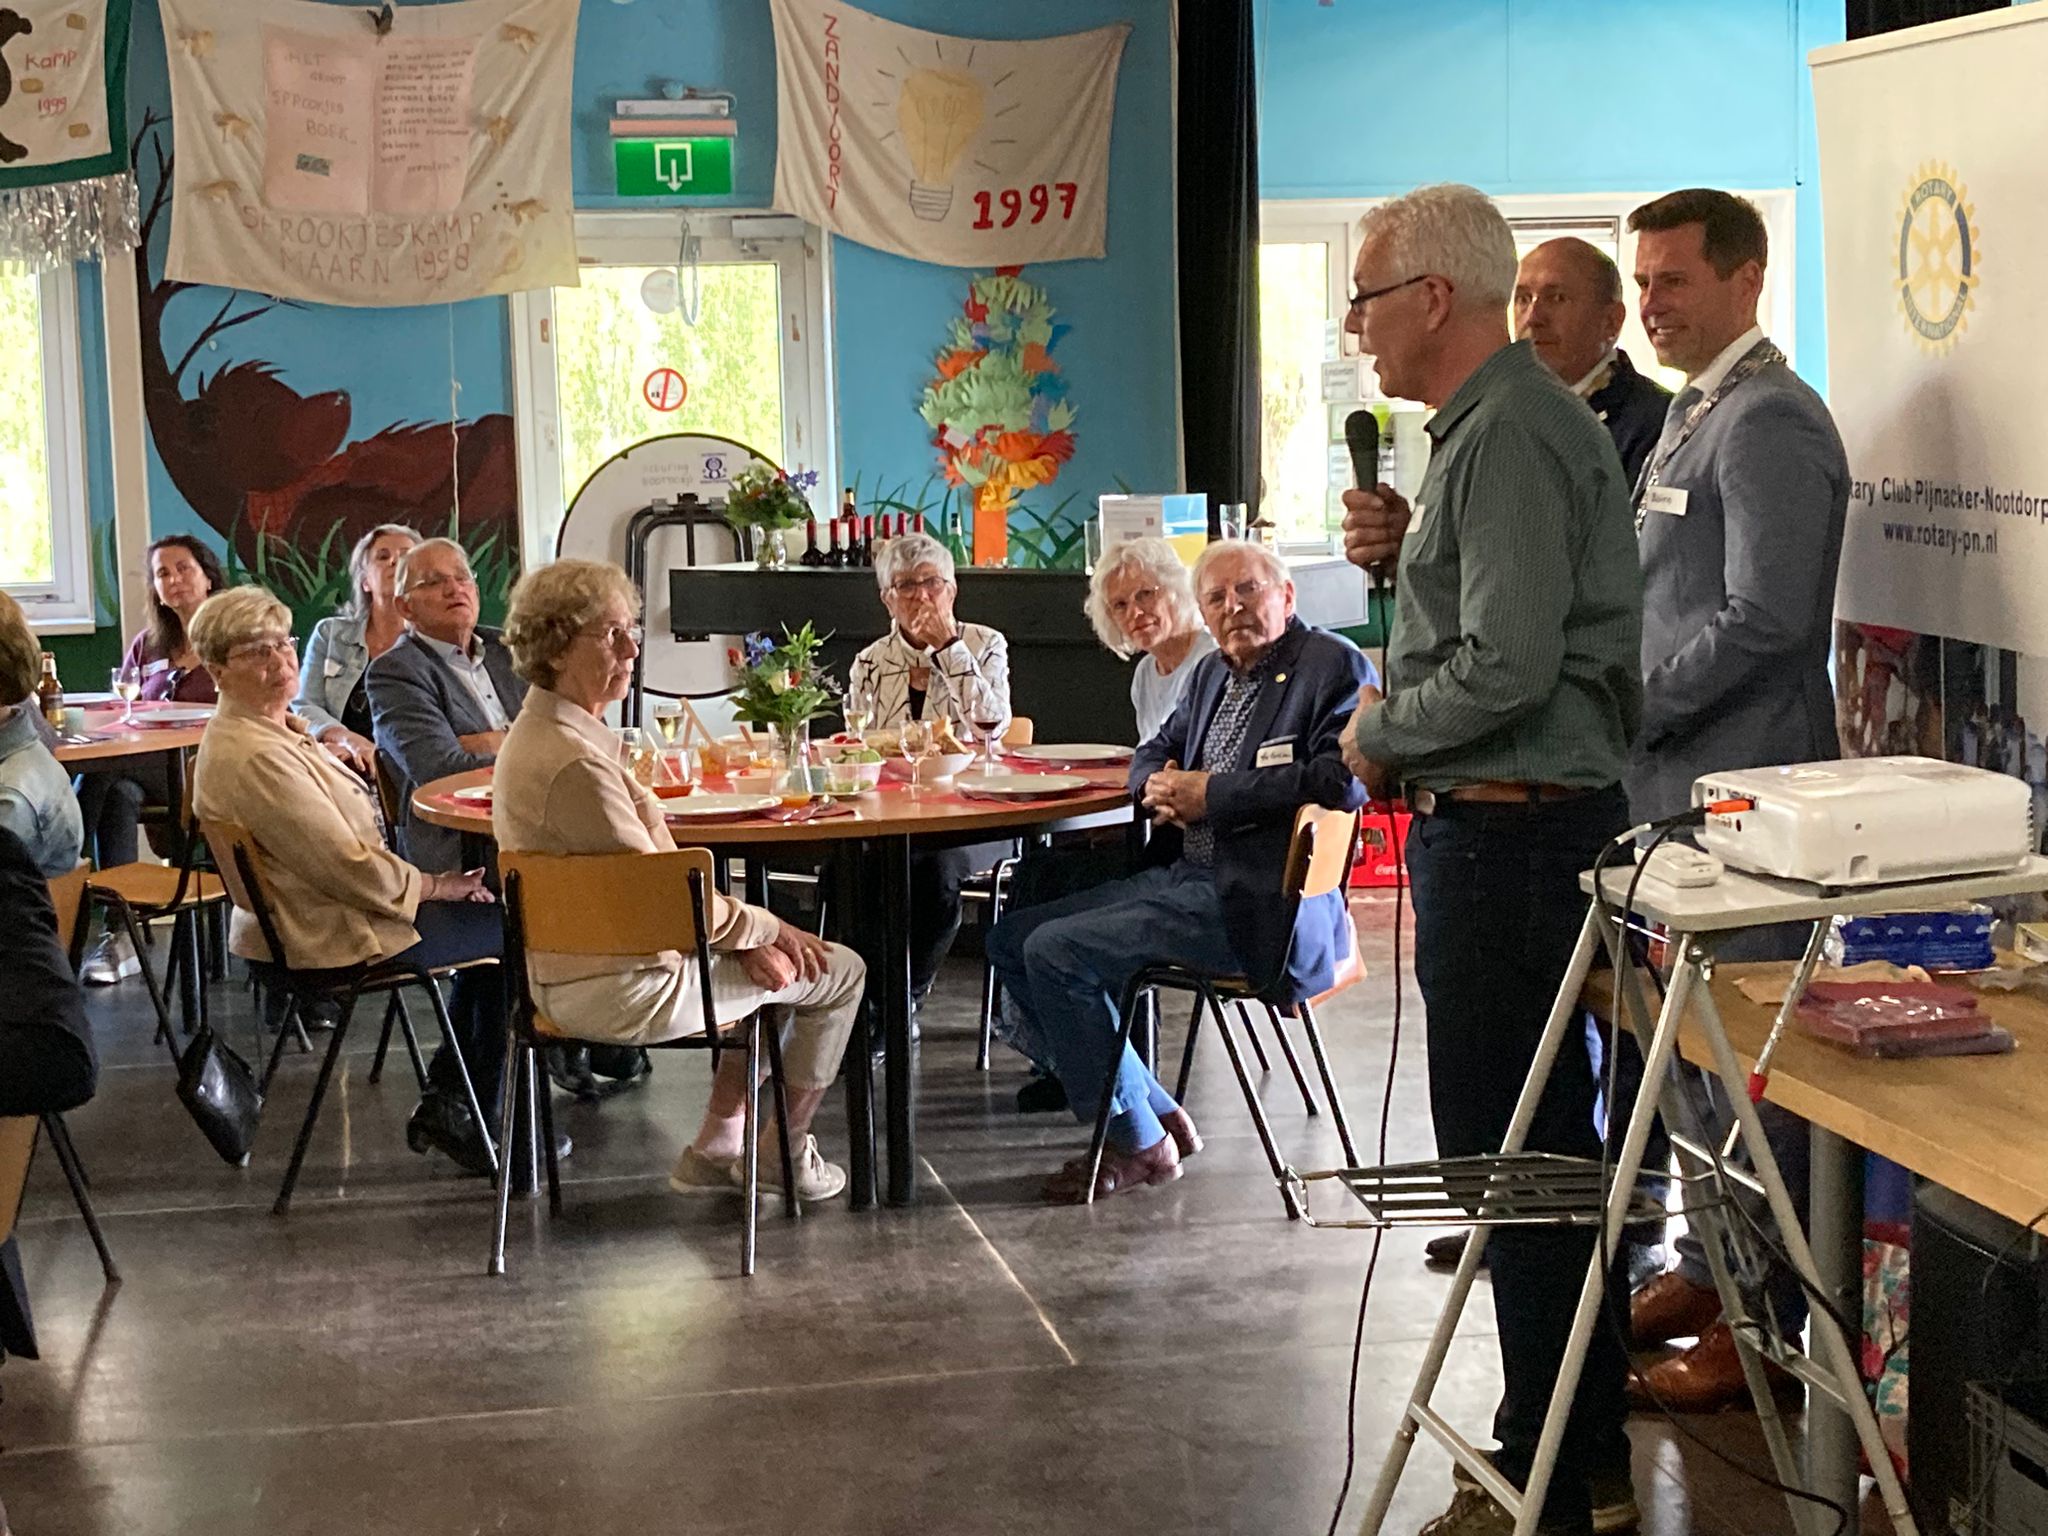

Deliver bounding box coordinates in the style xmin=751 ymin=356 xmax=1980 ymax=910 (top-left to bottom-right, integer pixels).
xmin=970 ymin=712 xmax=1006 ymax=775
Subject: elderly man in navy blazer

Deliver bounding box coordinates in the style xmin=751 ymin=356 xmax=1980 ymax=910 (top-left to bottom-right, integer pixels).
xmin=987 ymin=541 xmax=1375 ymax=1203
xmin=366 ymin=537 xmax=528 ymax=876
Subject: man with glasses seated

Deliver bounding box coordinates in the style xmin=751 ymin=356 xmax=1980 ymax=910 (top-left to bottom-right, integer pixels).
xmin=847 ymin=532 xmax=1011 ymax=1012
xmin=986 ymin=541 xmax=1375 ymax=1202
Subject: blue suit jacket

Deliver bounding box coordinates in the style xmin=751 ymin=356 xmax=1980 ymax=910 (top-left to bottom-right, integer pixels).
xmin=1131 ymin=619 xmax=1376 ymax=1000
xmin=367 ymin=628 xmax=527 ymax=873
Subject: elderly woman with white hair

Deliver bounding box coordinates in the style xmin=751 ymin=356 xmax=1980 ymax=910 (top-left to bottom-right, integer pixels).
xmin=1084 ymin=536 xmax=1215 ymax=746
xmin=846 ymin=531 xmax=1012 ymax=1005
xmin=492 ymin=559 xmax=865 ymax=1202
xmin=293 ymin=522 xmax=420 ymax=773
xmin=188 ymin=586 xmax=509 ymax=1177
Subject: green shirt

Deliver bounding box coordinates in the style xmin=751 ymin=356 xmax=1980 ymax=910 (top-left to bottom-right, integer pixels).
xmin=1353 ymin=340 xmax=1643 ymax=790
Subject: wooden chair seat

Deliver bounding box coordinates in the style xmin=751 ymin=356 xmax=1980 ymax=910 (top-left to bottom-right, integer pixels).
xmin=87 ymin=863 xmax=226 ymax=913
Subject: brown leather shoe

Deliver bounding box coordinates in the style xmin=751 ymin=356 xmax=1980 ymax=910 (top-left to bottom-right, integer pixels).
xmin=1626 ymin=1321 xmax=1804 ymax=1414
xmin=1161 ymin=1107 xmax=1203 ymax=1158
xmin=1628 ymin=1271 xmax=1722 ymax=1349
xmin=1043 ymin=1135 xmax=1183 ymax=1204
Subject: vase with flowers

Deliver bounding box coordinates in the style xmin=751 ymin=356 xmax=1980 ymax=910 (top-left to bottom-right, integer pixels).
xmin=727 ymin=623 xmax=841 ymax=795
xmin=723 ymin=464 xmax=820 ymax=569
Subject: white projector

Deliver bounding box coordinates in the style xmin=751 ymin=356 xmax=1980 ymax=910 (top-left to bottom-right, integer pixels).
xmin=1693 ymin=756 xmax=2035 ymax=888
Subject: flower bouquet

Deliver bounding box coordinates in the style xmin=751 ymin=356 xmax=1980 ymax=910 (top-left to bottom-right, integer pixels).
xmin=725 ymin=624 xmax=842 ymax=782
xmin=722 ymin=465 xmax=820 ymax=568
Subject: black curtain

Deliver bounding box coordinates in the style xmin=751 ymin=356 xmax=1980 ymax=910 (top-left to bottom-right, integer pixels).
xmin=1848 ymin=0 xmax=2007 ymax=38
xmin=1175 ymin=0 xmax=1261 ymax=531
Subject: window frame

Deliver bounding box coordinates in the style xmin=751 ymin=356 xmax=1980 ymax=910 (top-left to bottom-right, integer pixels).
xmin=2 ymin=264 xmax=96 ymax=633
xmin=508 ymin=208 xmax=833 ymax=566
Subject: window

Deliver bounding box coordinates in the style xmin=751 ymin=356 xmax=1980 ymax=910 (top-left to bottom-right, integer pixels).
xmin=511 ymin=211 xmax=830 ymax=561
xmin=0 ymin=265 xmax=93 ymax=629
xmin=1258 ymin=192 xmax=1799 ymax=545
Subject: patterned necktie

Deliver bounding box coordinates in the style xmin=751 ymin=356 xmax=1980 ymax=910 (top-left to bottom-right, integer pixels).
xmin=1183 ymin=669 xmax=1263 ymax=868
xmin=1651 ymin=385 xmax=1703 ymax=466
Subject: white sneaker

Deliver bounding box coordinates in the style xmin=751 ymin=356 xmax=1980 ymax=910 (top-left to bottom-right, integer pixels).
xmin=79 ymin=930 xmax=139 ymax=987
xmin=746 ymin=1134 xmax=848 ymax=1202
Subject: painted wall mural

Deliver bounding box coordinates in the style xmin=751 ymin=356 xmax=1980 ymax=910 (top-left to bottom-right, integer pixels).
xmin=132 ymin=109 xmax=519 ymax=628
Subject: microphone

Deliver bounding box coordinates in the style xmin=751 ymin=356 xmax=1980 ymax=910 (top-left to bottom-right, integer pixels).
xmin=1343 ymin=408 xmax=1394 ymax=595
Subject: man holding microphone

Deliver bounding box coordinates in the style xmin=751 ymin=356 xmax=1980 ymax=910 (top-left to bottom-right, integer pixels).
xmin=1338 ymin=184 xmax=1644 ymax=1536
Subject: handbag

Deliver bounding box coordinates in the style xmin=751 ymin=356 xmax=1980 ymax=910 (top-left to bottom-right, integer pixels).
xmin=172 ymin=1023 xmax=263 ymax=1165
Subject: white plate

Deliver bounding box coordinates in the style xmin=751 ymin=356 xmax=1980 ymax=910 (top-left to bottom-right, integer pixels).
xmin=1007 ymin=743 xmax=1131 ymax=765
xmin=955 ymin=773 xmax=1094 ymax=800
xmin=450 ymin=786 xmax=494 ymax=805
xmin=135 ymin=705 xmax=216 ymax=725
xmin=662 ymin=792 xmax=780 ymax=820
xmin=65 ymin=691 xmax=119 ymax=706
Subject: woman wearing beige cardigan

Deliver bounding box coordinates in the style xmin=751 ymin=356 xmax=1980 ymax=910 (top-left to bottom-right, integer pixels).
xmin=492 ymin=560 xmax=864 ymax=1203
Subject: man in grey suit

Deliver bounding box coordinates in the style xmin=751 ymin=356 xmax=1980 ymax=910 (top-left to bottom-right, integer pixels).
xmin=366 ymin=537 xmax=527 ymax=876
xmin=1621 ymin=188 xmax=1850 ymax=1412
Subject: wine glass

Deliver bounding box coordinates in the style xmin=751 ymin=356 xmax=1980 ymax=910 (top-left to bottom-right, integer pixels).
xmin=111 ymin=667 xmax=140 ymax=726
xmin=650 ymin=701 xmax=685 ymax=748
xmin=618 ymin=727 xmax=658 ymax=788
xmin=844 ymin=677 xmax=875 ymax=738
xmin=900 ymin=717 xmax=931 ymax=794
xmin=969 ymin=710 xmax=1006 ymax=776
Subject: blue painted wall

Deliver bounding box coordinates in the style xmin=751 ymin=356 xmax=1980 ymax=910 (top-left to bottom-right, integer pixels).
xmin=1256 ymin=0 xmax=1844 ymax=392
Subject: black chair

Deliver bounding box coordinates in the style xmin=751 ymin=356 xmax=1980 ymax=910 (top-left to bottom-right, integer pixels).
xmin=35 ymin=864 xmax=118 ymax=1284
xmin=200 ymin=820 xmax=500 ymax=1215
xmin=1081 ymin=805 xmax=1364 ymax=1217
xmin=495 ymin=848 xmax=798 ymax=1279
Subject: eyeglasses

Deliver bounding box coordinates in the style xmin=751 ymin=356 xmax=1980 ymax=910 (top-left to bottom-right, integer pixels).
xmin=1347 ymin=273 xmax=1433 ymax=316
xmin=406 ymin=571 xmax=477 ymax=594
xmin=889 ymin=576 xmax=950 ymax=598
xmin=1107 ymin=585 xmax=1164 ymax=618
xmin=580 ymin=622 xmax=644 ymax=652
xmin=1198 ymin=577 xmax=1278 ymax=613
xmin=227 ymin=636 xmax=297 ymax=664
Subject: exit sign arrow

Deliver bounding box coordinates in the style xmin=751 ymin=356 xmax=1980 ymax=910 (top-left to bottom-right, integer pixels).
xmin=614 ymin=137 xmax=735 ymax=199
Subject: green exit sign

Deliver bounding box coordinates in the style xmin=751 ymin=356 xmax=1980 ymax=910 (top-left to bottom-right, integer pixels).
xmin=614 ymin=137 xmax=734 ymax=198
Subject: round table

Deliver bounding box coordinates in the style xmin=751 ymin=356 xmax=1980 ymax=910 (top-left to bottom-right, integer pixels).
xmin=414 ymin=760 xmax=1138 ymax=1208
xmin=51 ymin=704 xmax=211 ymax=765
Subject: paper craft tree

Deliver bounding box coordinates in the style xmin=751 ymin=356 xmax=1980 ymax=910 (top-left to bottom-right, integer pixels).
xmin=919 ymin=266 xmax=1077 ymax=566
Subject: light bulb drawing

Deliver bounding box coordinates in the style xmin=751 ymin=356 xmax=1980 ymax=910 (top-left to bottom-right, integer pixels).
xmin=895 ymin=66 xmax=986 ymax=221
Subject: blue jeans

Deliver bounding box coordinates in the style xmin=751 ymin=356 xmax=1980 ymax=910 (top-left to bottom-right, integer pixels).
xmin=986 ymin=863 xmax=1235 ymax=1153
xmin=395 ymin=900 xmax=508 ymax=1123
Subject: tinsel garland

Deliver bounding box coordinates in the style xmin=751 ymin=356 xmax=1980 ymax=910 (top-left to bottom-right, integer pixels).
xmin=0 ymin=173 xmax=140 ymax=269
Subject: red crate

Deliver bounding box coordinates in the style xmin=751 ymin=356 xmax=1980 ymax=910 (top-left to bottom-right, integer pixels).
xmin=1349 ymin=806 xmax=1411 ymax=888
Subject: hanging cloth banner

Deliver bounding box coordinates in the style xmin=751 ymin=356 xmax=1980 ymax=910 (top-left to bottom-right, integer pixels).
xmin=0 ymin=0 xmax=138 ymax=267
xmin=159 ymin=0 xmax=579 ymax=306
xmin=768 ymin=0 xmax=1127 ymax=266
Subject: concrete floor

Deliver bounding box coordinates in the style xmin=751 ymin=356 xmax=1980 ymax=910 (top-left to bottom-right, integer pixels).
xmin=0 ymin=893 xmax=1866 ymax=1534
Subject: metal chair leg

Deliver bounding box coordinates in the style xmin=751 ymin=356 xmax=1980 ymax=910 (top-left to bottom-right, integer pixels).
xmin=1261 ymin=1001 xmax=1320 ymax=1116
xmin=260 ymin=995 xmax=301 ymax=1093
xmin=741 ymin=1015 xmax=761 ymax=1277
xmin=1210 ymin=990 xmax=1300 ymax=1220
xmin=368 ymin=994 xmax=401 ymax=1083
xmin=412 ymin=975 xmax=497 ymax=1176
xmin=41 ymin=1115 xmax=118 ymax=1285
xmin=976 ymin=953 xmax=998 ymax=1072
xmin=536 ymin=1047 xmax=561 ymax=1216
xmin=1082 ymin=972 xmax=1152 ymax=1205
xmin=1296 ymin=999 xmax=1360 ymax=1164
xmin=488 ymin=1035 xmax=522 ymax=1277
xmin=1234 ymin=998 xmax=1274 ymax=1074
xmin=273 ymin=991 xmax=361 ymax=1215
xmin=1173 ymin=990 xmax=1203 ymax=1102
xmin=761 ymin=1008 xmax=799 ymax=1219
xmin=105 ymin=899 xmax=176 ymax=1048
xmin=393 ymin=992 xmax=429 ymax=1091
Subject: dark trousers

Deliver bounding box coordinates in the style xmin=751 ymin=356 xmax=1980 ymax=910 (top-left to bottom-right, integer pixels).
xmin=1405 ymin=786 xmax=1632 ymax=1525
xmin=73 ymin=758 xmax=167 ymax=869
xmin=907 ymin=840 xmax=1010 ymax=996
xmin=393 ymin=900 xmax=507 ymax=1123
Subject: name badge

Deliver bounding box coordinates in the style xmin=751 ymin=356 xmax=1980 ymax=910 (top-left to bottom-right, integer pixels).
xmin=1254 ymin=738 xmax=1295 ymax=769
xmin=324 ymin=659 xmax=343 ymax=677
xmin=1640 ymin=485 xmax=1689 ymax=518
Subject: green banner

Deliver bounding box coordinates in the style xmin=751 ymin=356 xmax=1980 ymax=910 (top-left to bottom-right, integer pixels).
xmin=613 ymin=137 xmax=734 ymax=199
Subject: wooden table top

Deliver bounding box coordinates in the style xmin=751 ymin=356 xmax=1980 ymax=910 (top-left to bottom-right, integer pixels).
xmin=51 ymin=704 xmax=212 ymax=764
xmin=1585 ymin=963 xmax=2048 ymax=1227
xmin=413 ymin=762 xmax=1135 ymax=846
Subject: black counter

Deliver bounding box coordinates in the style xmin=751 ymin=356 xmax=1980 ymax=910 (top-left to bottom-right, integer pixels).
xmin=668 ymin=563 xmax=1138 ymax=745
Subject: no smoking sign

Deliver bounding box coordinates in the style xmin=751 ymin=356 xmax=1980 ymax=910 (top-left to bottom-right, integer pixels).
xmin=643 ymin=368 xmax=688 ymax=412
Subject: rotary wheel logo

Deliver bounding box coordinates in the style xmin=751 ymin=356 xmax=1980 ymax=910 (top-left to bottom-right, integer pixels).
xmin=1898 ymin=162 xmax=1979 ymax=351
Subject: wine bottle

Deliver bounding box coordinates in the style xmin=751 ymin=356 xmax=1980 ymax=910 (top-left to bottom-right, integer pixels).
xmin=825 ymin=517 xmax=846 ymax=568
xmin=800 ymin=517 xmax=826 ymax=567
xmin=37 ymin=651 xmax=63 ymax=729
xmin=858 ymin=513 xmax=875 ymax=567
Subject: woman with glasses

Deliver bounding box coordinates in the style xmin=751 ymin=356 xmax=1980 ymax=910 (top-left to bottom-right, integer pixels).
xmin=1082 ymin=536 xmax=1213 ymax=746
xmin=293 ymin=523 xmax=420 ymax=775
xmin=846 ymin=532 xmax=1012 ymax=1008
xmin=188 ymin=587 xmax=508 ymax=1176
xmin=75 ymin=534 xmax=224 ymax=984
xmin=493 ymin=560 xmax=865 ymax=1202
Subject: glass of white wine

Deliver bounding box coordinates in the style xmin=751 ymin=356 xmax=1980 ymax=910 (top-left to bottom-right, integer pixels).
xmin=900 ymin=717 xmax=931 ymax=796
xmin=650 ymin=701 xmax=685 ymax=747
xmin=618 ymin=727 xmax=659 ymax=788
xmin=844 ymin=677 xmax=875 ymax=738
xmin=111 ymin=667 xmax=140 ymax=725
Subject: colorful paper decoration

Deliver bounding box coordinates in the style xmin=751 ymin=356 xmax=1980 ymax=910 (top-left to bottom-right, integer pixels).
xmin=0 ymin=0 xmax=136 ymax=267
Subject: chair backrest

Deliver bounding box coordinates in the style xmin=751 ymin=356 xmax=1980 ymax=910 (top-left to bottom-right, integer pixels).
xmin=1282 ymin=805 xmax=1363 ymax=902
xmin=497 ymin=848 xmax=716 ymax=956
xmin=1002 ymin=715 xmax=1035 ymax=748
xmin=46 ymin=863 xmax=89 ymax=969
xmin=197 ymin=819 xmax=293 ymax=970
xmin=371 ymin=750 xmax=407 ymax=848
xmin=0 ymin=1116 xmax=38 ymax=1246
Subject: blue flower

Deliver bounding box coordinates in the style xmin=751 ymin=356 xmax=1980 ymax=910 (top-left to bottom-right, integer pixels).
xmin=742 ymin=632 xmax=776 ymax=667
xmin=788 ymin=469 xmax=821 ymax=491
